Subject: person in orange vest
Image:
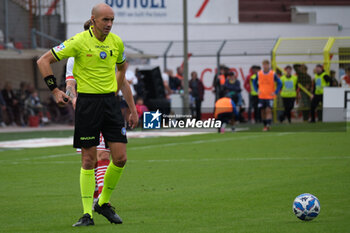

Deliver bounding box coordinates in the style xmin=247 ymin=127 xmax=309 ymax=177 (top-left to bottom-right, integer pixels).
xmin=253 ymin=60 xmax=282 ymax=131
xmin=214 ymin=95 xmax=238 ymax=133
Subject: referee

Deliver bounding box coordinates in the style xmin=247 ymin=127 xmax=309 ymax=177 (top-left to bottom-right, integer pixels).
xmin=37 ymin=3 xmax=138 ymax=227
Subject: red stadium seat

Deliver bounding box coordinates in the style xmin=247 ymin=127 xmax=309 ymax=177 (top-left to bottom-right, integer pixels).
xmin=239 ymin=0 xmax=350 ymax=22
xmin=14 ymin=42 xmax=23 ymax=49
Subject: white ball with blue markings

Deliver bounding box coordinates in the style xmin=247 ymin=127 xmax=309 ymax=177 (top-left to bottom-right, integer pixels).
xmin=293 ymin=193 xmax=320 ymax=221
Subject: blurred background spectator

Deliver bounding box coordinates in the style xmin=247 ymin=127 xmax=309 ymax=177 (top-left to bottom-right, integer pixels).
xmin=213 ymin=65 xmax=228 ymax=101
xmin=25 ymin=90 xmax=49 ymax=125
xmin=17 ymin=81 xmax=31 ymax=126
xmin=330 ymin=70 xmax=339 ymax=87
xmin=244 ymin=65 xmax=261 ymax=123
xmin=134 ymin=68 xmax=145 ymax=98
xmin=224 ymin=71 xmax=245 ymax=122
xmin=341 ymin=67 xmax=350 ymax=87
xmin=162 ymin=70 xmax=172 ymax=98
xmin=279 ymin=65 xmax=298 ymax=123
xmin=2 ymin=82 xmax=21 ymax=126
xmin=118 ymin=61 xmax=138 ymax=123
xmin=125 ymin=61 xmax=138 ymax=99
xmin=175 ymin=66 xmax=184 ymax=81
xmin=0 ymin=84 xmax=6 ymax=127
xmin=189 ymin=71 xmax=204 ymax=120
xmin=296 ymin=64 xmax=312 ymax=122
xmin=135 ymin=97 xmax=149 ymax=124
xmin=168 ymin=69 xmax=182 ymax=91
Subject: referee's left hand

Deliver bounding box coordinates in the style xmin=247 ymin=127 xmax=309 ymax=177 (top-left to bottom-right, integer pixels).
xmin=128 ymin=111 xmax=139 ymax=129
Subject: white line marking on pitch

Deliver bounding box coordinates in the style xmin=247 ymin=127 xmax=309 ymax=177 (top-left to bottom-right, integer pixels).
xmin=0 ymin=133 xmax=294 ymax=163
xmin=14 ymin=152 xmax=77 ymax=162
xmin=0 ymin=131 xmax=212 ymax=149
xmin=3 ymin=156 xmax=349 ymax=165
xmin=128 ymin=133 xmax=286 ymax=151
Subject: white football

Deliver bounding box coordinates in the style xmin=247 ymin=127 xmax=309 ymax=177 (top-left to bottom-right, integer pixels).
xmin=293 ymin=193 xmax=321 ymax=221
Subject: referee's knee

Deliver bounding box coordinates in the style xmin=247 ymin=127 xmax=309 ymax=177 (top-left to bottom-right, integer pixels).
xmin=81 ymin=155 xmax=96 ymax=170
xmin=113 ymin=153 xmax=127 ymax=168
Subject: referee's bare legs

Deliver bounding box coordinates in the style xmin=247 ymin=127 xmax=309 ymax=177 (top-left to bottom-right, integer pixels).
xmin=81 ymin=147 xmax=98 ymax=170
xmin=81 ymin=145 xmax=124 ymax=170
xmin=108 ymin=143 xmax=127 ymax=167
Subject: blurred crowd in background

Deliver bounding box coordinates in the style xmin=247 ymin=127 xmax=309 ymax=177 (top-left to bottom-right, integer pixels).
xmin=1 ymin=61 xmax=349 ymax=128
xmin=0 ymin=81 xmax=74 ymax=127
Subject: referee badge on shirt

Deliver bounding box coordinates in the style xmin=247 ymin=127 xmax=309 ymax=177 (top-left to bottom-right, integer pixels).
xmin=100 ymin=51 xmax=107 ymax=59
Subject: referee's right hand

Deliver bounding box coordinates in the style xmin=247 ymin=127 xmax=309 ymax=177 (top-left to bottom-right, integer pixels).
xmin=52 ymin=88 xmax=70 ymax=106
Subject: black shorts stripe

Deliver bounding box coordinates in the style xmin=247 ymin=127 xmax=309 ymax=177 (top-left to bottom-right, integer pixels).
xmin=51 ymin=49 xmax=60 ymax=61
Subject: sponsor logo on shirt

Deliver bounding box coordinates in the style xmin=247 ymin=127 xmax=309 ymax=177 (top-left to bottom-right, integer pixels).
xmin=53 ymin=43 xmax=65 ymax=52
xmin=95 ymin=45 xmax=109 ymax=48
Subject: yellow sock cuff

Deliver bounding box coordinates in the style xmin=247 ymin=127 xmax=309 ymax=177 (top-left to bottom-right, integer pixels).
xmin=81 ymin=168 xmax=94 ymax=175
xmin=110 ymin=162 xmax=125 ymax=173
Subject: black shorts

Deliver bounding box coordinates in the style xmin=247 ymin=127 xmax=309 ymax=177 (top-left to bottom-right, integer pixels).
xmin=258 ymin=99 xmax=274 ymax=109
xmin=73 ymin=93 xmax=127 ymax=148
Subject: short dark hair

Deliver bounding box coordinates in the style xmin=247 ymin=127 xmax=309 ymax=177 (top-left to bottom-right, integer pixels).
xmin=285 ymin=65 xmax=292 ymax=70
xmin=84 ymin=20 xmax=92 ymax=30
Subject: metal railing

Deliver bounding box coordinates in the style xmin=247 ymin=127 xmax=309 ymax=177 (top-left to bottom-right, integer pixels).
xmin=31 ymin=28 xmax=61 ymax=49
xmin=124 ymin=38 xmax=277 ymax=71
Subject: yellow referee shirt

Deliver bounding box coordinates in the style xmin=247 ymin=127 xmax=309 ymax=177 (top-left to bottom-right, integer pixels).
xmin=51 ymin=26 xmax=125 ymax=94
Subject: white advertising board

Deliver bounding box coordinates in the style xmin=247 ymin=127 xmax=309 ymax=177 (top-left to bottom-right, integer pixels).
xmin=66 ymin=0 xmax=238 ymax=24
xmin=323 ymin=87 xmax=350 ymax=122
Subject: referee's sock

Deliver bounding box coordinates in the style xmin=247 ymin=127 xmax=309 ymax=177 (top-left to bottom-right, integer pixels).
xmin=98 ymin=162 xmax=124 ymax=206
xmin=80 ymin=168 xmax=95 ymax=217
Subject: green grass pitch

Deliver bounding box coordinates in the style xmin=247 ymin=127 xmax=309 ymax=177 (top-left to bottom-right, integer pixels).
xmin=0 ymin=125 xmax=349 ymax=233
